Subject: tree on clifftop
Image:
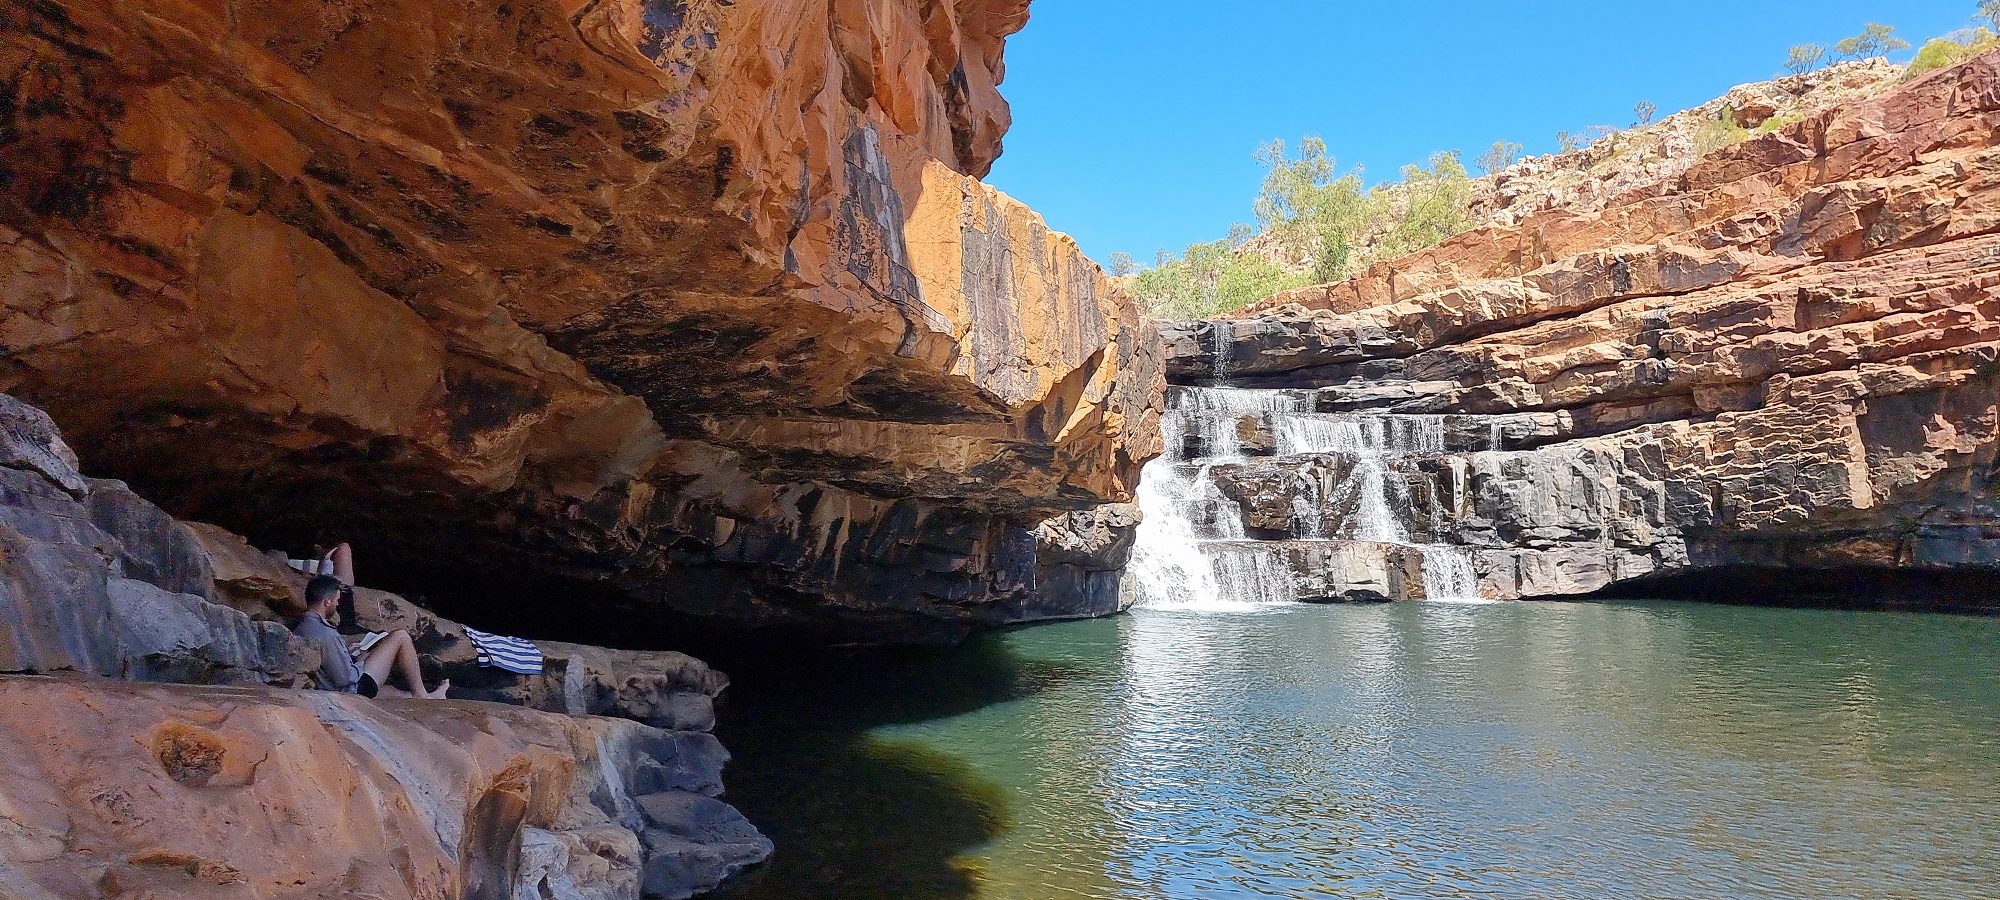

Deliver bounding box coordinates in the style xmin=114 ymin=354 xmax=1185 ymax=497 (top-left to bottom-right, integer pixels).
xmin=1107 ymin=252 xmax=1138 ymax=277
xmin=1833 ymin=23 xmax=1909 ymax=61
xmin=1785 ymin=43 xmax=1827 ymax=75
xmin=1908 ymin=27 xmax=1999 ymax=78
xmin=1784 ymin=43 xmax=1827 ymax=74
xmin=1129 ymin=138 xmax=1475 ymax=317
xmin=1983 ymin=0 xmax=2000 ymax=31
xmin=1477 ymin=140 xmax=1523 ymax=176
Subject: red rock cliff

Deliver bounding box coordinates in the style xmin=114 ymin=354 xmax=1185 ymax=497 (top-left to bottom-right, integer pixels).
xmin=0 ymin=0 xmax=1162 ymax=639
xmin=1167 ymin=52 xmax=2000 ymax=604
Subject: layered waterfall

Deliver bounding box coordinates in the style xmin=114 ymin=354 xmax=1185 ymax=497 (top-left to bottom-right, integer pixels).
xmin=1130 ymin=372 xmax=1499 ymax=610
xmin=1130 ymin=388 xmax=1307 ymax=610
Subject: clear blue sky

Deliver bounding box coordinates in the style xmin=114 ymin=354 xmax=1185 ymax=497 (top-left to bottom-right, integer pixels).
xmin=985 ymin=0 xmax=1985 ymax=266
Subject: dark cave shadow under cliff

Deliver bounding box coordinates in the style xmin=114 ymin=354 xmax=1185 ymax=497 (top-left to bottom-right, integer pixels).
xmin=320 ymin=546 xmax=1081 ymax=898
xmin=1587 ymin=565 xmax=2000 ymax=615
xmin=700 ymin=632 xmax=1093 ymax=900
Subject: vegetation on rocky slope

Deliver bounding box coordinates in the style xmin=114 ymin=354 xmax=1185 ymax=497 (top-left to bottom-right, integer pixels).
xmin=1131 ymin=142 xmax=1473 ymax=319
xmin=1129 ymin=6 xmax=2000 ymax=321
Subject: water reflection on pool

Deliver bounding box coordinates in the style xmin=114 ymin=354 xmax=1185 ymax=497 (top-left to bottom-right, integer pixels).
xmin=714 ymin=601 xmax=2000 ymax=899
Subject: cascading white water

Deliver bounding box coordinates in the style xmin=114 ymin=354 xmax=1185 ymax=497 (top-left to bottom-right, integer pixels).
xmin=1279 ymin=417 xmax=1413 ymax=543
xmin=1291 ymin=470 xmax=1326 ymax=541
xmin=1204 ymin=543 xmax=1299 ymax=606
xmin=1130 ymin=386 xmax=1302 ymax=610
xmin=1209 ymin=319 xmax=1231 ymax=385
xmin=1129 ymin=371 xmax=1498 ymax=609
xmin=1179 ymin=387 xmax=1311 ymax=462
xmin=1277 ymin=414 xmax=1488 ymax=602
xmin=1420 ymin=545 xmax=1485 ymax=603
xmin=1129 ymin=456 xmax=1230 ymax=609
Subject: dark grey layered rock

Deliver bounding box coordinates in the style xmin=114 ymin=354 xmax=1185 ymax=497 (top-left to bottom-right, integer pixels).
xmin=636 ymin=791 xmax=776 ymax=900
xmin=1004 ymin=503 xmax=1142 ymax=624
xmin=0 ymin=395 xmax=307 ymax=685
xmin=1157 ymin=57 xmax=2000 ymax=609
xmin=1168 ymin=296 xmax=2000 ymax=607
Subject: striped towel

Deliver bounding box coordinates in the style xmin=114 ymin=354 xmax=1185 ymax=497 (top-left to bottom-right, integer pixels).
xmin=288 ymin=556 xmax=337 ymax=576
xmin=462 ymin=627 xmax=545 ymax=675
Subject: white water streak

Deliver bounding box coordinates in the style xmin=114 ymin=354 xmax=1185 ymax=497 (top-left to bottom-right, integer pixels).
xmin=1133 ymin=381 xmax=1504 ymax=607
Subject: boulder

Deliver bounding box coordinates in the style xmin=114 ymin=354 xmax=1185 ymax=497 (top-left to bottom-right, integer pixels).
xmin=635 ymin=792 xmax=776 ymax=900
xmin=186 ymin=523 xmax=308 ymax=620
xmin=0 ymin=395 xmax=308 ymax=686
xmin=1007 ymin=503 xmax=1143 ymax=624
xmin=1731 ymin=101 xmax=1779 ymax=128
xmin=0 ymin=675 xmax=768 ymax=900
xmin=0 ymin=395 xmax=86 ymax=497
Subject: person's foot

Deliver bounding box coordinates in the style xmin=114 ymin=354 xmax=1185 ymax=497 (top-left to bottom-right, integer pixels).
xmin=428 ymin=678 xmax=450 ymax=700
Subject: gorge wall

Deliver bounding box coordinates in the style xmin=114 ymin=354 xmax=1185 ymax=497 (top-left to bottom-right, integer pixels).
xmin=1164 ymin=51 xmax=2000 ymax=610
xmin=0 ymin=0 xmax=1161 ymax=642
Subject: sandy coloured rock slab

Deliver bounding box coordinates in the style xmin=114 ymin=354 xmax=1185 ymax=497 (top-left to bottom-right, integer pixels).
xmin=0 ymin=675 xmax=766 ymax=899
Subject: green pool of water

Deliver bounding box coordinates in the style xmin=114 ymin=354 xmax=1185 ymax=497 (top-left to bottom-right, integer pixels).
xmin=711 ymin=600 xmax=2000 ymax=899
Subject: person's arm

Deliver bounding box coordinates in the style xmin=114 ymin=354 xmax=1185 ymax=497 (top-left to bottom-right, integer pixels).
xmin=316 ymin=629 xmax=364 ymax=691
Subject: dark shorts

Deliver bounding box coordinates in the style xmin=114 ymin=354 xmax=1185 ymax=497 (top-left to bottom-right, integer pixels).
xmin=357 ymin=673 xmax=379 ymax=698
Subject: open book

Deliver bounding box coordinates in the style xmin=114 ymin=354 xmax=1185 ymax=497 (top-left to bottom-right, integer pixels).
xmin=351 ymin=632 xmax=388 ymax=658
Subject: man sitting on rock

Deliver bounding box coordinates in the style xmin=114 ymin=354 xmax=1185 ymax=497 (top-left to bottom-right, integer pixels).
xmin=295 ymin=574 xmax=449 ymax=700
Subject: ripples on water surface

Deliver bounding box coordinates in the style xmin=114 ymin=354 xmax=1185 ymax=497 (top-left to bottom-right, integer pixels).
xmin=714 ymin=601 xmax=2000 ymax=899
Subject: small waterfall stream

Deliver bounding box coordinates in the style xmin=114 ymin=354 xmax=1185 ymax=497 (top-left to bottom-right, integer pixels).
xmin=1131 ymin=343 xmax=1498 ymax=609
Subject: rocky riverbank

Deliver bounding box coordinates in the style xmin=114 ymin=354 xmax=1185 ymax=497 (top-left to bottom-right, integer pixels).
xmin=0 ymin=1 xmax=1165 ymax=894
xmin=1163 ymin=50 xmax=2000 ymax=607
xmin=0 ymin=390 xmax=767 ymax=897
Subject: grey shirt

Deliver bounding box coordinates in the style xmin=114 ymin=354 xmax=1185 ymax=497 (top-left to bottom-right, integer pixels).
xmin=295 ymin=613 xmax=362 ymax=692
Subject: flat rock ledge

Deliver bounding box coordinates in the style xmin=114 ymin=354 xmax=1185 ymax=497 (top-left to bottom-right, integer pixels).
xmin=0 ymin=676 xmax=768 ymax=900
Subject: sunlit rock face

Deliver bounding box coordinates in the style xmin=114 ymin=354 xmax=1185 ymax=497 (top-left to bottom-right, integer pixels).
xmin=0 ymin=676 xmax=768 ymax=900
xmin=1168 ymin=52 xmax=2000 ymax=606
xmin=0 ymin=0 xmax=1162 ymax=641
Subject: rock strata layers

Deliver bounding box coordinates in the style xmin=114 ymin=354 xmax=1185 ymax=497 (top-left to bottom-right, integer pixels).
xmin=0 ymin=0 xmax=1160 ymax=641
xmin=1167 ymin=52 xmax=2000 ymax=608
xmin=0 ymin=388 xmax=767 ymax=897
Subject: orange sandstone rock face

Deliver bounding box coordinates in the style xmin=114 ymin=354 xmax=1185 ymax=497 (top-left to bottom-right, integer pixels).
xmin=1169 ymin=52 xmax=2000 ymax=603
xmin=0 ymin=0 xmax=1161 ymax=639
xmin=0 ymin=676 xmax=768 ymax=899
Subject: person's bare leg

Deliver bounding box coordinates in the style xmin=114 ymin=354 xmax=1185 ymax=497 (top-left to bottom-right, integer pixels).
xmin=332 ymin=542 xmax=355 ymax=587
xmin=363 ymin=630 xmax=448 ymax=699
